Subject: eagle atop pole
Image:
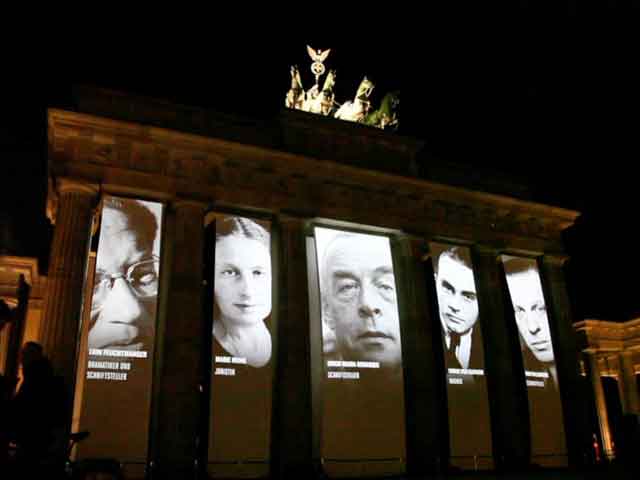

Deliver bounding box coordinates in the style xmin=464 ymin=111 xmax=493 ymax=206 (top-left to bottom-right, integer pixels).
xmin=307 ymin=45 xmax=331 ymax=89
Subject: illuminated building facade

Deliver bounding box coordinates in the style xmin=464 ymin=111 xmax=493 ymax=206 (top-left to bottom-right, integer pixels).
xmin=574 ymin=319 xmax=640 ymax=461
xmin=1 ymin=87 xmax=619 ymax=478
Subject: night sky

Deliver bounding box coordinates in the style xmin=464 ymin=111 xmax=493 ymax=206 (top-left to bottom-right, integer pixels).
xmin=4 ymin=2 xmax=640 ymax=322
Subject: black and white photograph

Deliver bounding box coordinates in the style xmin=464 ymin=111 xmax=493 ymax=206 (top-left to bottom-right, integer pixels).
xmin=212 ymin=216 xmax=272 ymax=369
xmin=502 ymin=255 xmax=566 ymax=465
xmin=75 ymin=196 xmax=164 ymax=466
xmin=208 ymin=215 xmax=273 ymax=475
xmin=315 ymin=227 xmax=403 ymax=376
xmin=313 ymin=227 xmax=406 ymax=472
xmin=8 ymin=6 xmax=640 ymax=475
xmin=88 ymin=196 xmax=163 ymax=355
xmin=503 ymin=256 xmax=558 ymax=390
xmin=431 ymin=243 xmax=492 ymax=469
xmin=432 ymin=244 xmax=485 ymax=378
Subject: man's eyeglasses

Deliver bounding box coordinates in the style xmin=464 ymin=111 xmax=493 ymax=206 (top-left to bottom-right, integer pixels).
xmin=92 ymin=257 xmax=160 ymax=302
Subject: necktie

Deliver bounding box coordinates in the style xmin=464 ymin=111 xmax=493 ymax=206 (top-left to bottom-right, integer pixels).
xmin=449 ymin=332 xmax=460 ymax=353
xmin=446 ymin=332 xmax=461 ymax=368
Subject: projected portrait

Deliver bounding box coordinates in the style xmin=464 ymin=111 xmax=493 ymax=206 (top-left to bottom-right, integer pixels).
xmin=212 ymin=216 xmax=272 ymax=367
xmin=318 ymin=229 xmax=402 ymax=370
xmin=89 ymin=197 xmax=162 ymax=352
xmin=433 ymin=246 xmax=482 ymax=372
xmin=502 ymin=255 xmax=566 ymax=465
xmin=503 ymin=256 xmax=557 ymax=388
xmin=208 ymin=215 xmax=274 ymax=476
xmin=313 ymin=227 xmax=406 ymax=474
xmin=76 ymin=196 xmax=163 ymax=467
xmin=431 ymin=243 xmax=492 ymax=469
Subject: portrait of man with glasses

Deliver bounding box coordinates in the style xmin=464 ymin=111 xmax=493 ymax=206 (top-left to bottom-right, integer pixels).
xmin=88 ymin=197 xmax=161 ymax=353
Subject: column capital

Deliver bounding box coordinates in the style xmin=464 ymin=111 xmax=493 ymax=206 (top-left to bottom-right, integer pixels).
xmin=172 ymin=198 xmax=208 ymax=211
xmin=56 ymin=178 xmax=100 ymax=196
xmin=276 ymin=214 xmax=308 ymax=235
xmin=541 ymin=253 xmax=571 ymax=268
xmin=277 ymin=212 xmax=306 ymax=224
xmin=471 ymin=243 xmax=503 ymax=262
xmin=48 ymin=178 xmax=99 ymax=225
xmin=392 ymin=235 xmax=427 ymax=262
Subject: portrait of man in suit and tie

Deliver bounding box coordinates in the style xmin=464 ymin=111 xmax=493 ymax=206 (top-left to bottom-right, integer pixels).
xmin=432 ymin=245 xmax=492 ymax=467
xmin=434 ymin=246 xmax=484 ymax=374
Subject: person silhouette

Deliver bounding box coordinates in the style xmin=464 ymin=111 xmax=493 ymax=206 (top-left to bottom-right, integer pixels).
xmin=9 ymin=342 xmax=68 ymax=474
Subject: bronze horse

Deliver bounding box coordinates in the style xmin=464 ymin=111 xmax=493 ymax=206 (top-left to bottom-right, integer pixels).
xmin=285 ymin=65 xmax=305 ymax=110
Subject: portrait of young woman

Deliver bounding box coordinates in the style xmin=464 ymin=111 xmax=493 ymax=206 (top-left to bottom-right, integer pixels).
xmin=208 ymin=215 xmax=274 ymax=474
xmin=212 ymin=215 xmax=273 ymax=367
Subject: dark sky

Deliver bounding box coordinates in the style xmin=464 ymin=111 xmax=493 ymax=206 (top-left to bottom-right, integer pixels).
xmin=5 ymin=2 xmax=640 ymax=321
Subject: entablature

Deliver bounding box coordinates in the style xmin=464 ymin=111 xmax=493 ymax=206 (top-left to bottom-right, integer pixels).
xmin=48 ymin=109 xmax=579 ymax=254
xmin=574 ymin=319 xmax=640 ymax=354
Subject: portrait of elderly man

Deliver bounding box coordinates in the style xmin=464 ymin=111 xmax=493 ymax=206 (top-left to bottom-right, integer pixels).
xmin=434 ymin=246 xmax=484 ymax=372
xmin=504 ymin=257 xmax=558 ymax=389
xmin=88 ymin=197 xmax=161 ymax=352
xmin=319 ymin=230 xmax=402 ymax=370
xmin=316 ymin=229 xmax=407 ymax=465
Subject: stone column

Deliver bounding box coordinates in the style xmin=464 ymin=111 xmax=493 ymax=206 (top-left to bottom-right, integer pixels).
xmin=539 ymin=254 xmax=591 ymax=466
xmin=271 ymin=215 xmax=313 ymax=479
xmin=471 ymin=245 xmax=530 ymax=470
xmin=394 ymin=236 xmax=444 ymax=475
xmin=585 ymin=352 xmax=615 ymax=460
xmin=619 ymin=352 xmax=640 ymax=415
xmin=3 ymin=276 xmax=30 ymax=381
xmin=152 ymin=200 xmax=207 ymax=479
xmin=41 ymin=178 xmax=98 ymax=399
xmin=615 ymin=359 xmax=629 ymax=415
